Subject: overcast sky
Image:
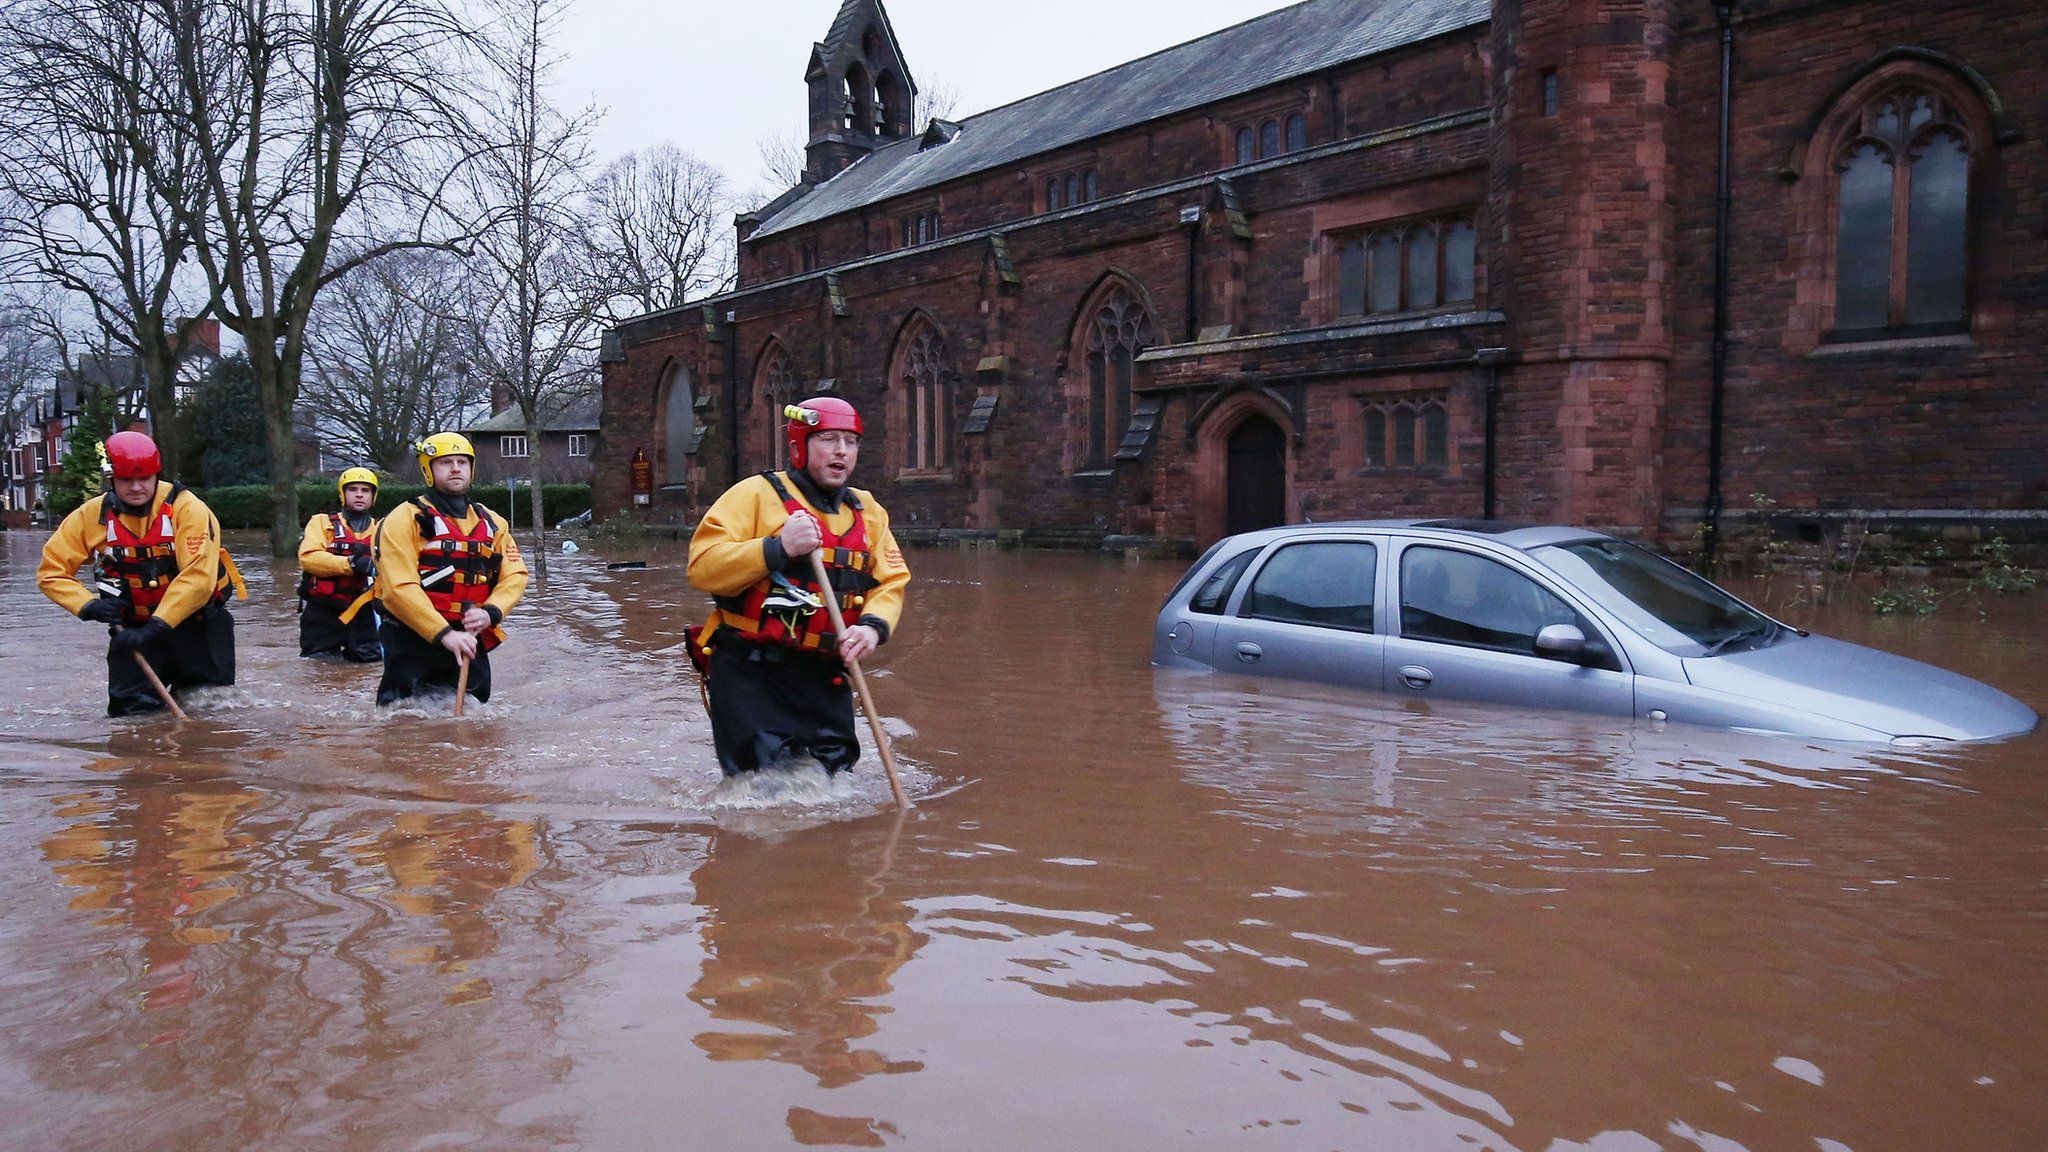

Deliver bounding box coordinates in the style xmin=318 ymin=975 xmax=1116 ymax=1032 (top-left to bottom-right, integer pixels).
xmin=551 ymin=0 xmax=1299 ymax=198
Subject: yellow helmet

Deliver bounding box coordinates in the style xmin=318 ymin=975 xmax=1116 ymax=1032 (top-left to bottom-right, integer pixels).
xmin=415 ymin=432 xmax=475 ymax=484
xmin=337 ymin=466 xmax=380 ymax=500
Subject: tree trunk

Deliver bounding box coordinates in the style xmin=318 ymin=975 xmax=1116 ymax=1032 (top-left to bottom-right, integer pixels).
xmin=525 ymin=413 xmax=549 ymax=588
xmin=246 ymin=325 xmax=301 ymax=556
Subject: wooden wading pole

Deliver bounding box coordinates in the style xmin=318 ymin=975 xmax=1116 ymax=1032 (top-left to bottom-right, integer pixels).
xmin=454 ymin=655 xmax=470 ymax=717
xmin=131 ymin=652 xmax=189 ymax=721
xmin=810 ymin=550 xmax=909 ymax=809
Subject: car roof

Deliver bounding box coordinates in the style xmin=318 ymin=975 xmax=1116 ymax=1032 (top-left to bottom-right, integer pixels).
xmin=1216 ymin=519 xmax=1618 ymax=552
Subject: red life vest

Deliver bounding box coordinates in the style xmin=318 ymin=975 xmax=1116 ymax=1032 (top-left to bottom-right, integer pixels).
xmin=300 ymin=512 xmax=375 ymax=608
xmin=94 ymin=485 xmax=234 ymax=624
xmin=717 ymin=472 xmax=879 ymax=653
xmin=413 ymin=497 xmax=504 ymax=653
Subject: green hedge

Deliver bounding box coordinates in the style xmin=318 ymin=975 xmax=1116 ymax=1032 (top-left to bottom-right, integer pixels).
xmin=195 ymin=482 xmax=592 ymax=530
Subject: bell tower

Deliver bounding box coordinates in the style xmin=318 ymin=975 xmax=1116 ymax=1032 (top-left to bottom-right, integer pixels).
xmin=804 ymin=0 xmax=917 ymax=183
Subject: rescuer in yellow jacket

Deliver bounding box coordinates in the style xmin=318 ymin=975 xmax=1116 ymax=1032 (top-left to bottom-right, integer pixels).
xmin=372 ymin=433 xmax=529 ymax=706
xmin=37 ymin=430 xmax=246 ymax=716
xmin=687 ymin=397 xmax=910 ymax=779
xmin=298 ymin=466 xmax=383 ymax=662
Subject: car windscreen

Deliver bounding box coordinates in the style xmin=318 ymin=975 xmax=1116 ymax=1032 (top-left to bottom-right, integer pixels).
xmin=1532 ymin=539 xmax=1777 ymax=657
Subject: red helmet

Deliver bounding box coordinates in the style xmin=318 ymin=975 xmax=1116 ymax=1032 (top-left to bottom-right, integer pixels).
xmin=785 ymin=397 xmax=863 ymax=470
xmin=104 ymin=431 xmax=162 ymax=479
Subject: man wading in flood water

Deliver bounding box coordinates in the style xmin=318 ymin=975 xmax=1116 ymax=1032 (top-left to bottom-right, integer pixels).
xmin=687 ymin=397 xmax=910 ymax=790
xmin=37 ymin=431 xmax=246 ymax=716
xmin=297 ymin=467 xmax=384 ymax=662
xmin=372 ymin=433 xmax=528 ymax=706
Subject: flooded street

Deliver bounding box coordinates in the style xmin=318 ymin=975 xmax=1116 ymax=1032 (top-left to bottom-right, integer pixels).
xmin=2 ymin=528 xmax=2045 ymax=1151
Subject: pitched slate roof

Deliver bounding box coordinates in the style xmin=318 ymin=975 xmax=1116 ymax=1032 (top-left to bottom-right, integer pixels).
xmin=751 ymin=0 xmax=1488 ymax=240
xmin=463 ymin=393 xmax=603 ymax=435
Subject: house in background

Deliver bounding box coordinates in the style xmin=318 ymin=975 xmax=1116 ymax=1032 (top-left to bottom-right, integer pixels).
xmin=461 ymin=393 xmax=602 ymax=485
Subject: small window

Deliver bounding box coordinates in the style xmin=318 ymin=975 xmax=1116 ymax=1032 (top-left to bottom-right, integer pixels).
xmin=917 ymin=214 xmax=930 ymax=244
xmin=1422 ymin=406 xmax=1448 ymax=466
xmin=901 ymin=218 xmax=915 ymax=248
xmin=567 ymin=433 xmax=590 ymax=458
xmin=500 ymin=435 xmax=529 ymax=459
xmin=1404 ymin=226 xmax=1438 ymax=310
xmin=1400 ymin=547 xmax=1582 ymax=654
xmin=1363 ymin=410 xmax=1386 ymax=466
xmin=1540 ymin=69 xmax=1559 ymax=117
xmin=1242 ymin=541 xmax=1377 ymax=632
xmin=1083 ymin=169 xmax=1098 ymax=203
xmin=1259 ymin=119 xmax=1281 ymax=159
xmin=1392 ymin=409 xmax=1417 ymax=466
xmin=1337 ymin=237 xmax=1367 ymax=316
xmin=1190 ymin=548 xmax=1259 ymax=614
xmin=1235 ymin=127 xmax=1255 ymax=165
xmin=1368 ymin=232 xmax=1402 ymax=313
xmin=1065 ymin=174 xmax=1079 ymax=208
xmin=1285 ymin=113 xmax=1307 ymax=153
xmin=1047 ymin=178 xmax=1062 ymax=211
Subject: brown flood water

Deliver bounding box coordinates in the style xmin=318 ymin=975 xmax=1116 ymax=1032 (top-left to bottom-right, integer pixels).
xmin=2 ymin=529 xmax=2045 ymax=1151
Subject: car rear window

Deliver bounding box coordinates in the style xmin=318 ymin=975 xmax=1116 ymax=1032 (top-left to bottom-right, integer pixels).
xmin=1189 ymin=548 xmax=1259 ymax=615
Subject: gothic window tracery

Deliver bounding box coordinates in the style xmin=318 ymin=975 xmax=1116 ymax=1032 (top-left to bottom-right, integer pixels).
xmin=1831 ymin=87 xmax=1972 ymax=335
xmin=1081 ymin=287 xmax=1156 ymax=470
xmin=756 ymin=344 xmax=796 ymax=469
xmin=896 ymin=321 xmax=955 ymax=472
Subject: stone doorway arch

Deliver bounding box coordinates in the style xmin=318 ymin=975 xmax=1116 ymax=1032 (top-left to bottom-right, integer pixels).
xmin=1225 ymin=416 xmax=1287 ymax=536
xmin=1193 ymin=388 xmax=1294 ymax=546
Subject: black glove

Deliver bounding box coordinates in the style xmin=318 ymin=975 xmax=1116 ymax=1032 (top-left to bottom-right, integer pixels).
xmin=349 ymin=554 xmax=374 ymax=577
xmin=110 ymin=617 xmax=171 ymax=654
xmin=79 ymin=599 xmax=126 ymax=625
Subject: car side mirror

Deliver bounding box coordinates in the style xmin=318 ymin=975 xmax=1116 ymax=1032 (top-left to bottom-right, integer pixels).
xmin=1534 ymin=623 xmax=1587 ymax=663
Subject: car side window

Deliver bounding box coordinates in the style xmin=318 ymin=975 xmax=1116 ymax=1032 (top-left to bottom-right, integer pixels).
xmin=1241 ymin=541 xmax=1377 ymax=631
xmin=1189 ymin=548 xmax=1259 ymax=614
xmin=1400 ymin=546 xmax=1581 ymax=654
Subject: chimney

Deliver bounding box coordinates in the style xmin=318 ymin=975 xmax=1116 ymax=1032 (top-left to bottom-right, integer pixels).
xmin=173 ymin=317 xmax=222 ymax=357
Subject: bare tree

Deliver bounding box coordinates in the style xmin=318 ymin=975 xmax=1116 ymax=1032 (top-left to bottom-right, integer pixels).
xmin=303 ymin=247 xmax=484 ymax=473
xmin=0 ymin=294 xmax=60 ymax=506
xmin=0 ymin=0 xmax=213 ymax=479
xmin=457 ymin=0 xmax=602 ymax=586
xmin=583 ymin=144 xmax=734 ymax=323
xmin=145 ymin=0 xmax=481 ymax=555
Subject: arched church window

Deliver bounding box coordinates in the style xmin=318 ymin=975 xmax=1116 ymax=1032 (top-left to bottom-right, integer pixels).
xmin=1235 ymin=127 xmax=1255 ymax=165
xmin=756 ymin=344 xmax=796 ymax=469
xmin=1286 ymin=113 xmax=1307 ymax=153
xmin=1047 ymin=177 xmax=1062 ymax=211
xmin=1082 ymin=287 xmax=1156 ymax=469
xmin=662 ymin=362 xmax=694 ymax=482
xmin=898 ymin=322 xmax=954 ymax=472
xmin=1831 ymin=87 xmax=1972 ymax=335
xmin=1259 ymin=119 xmax=1281 ymax=159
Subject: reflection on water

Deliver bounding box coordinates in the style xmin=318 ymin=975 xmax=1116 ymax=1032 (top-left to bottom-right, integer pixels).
xmin=1 ymin=531 xmax=2045 ymax=1151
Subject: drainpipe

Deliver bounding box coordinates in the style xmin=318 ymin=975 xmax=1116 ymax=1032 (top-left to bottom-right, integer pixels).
xmin=1180 ymin=205 xmax=1203 ymax=341
xmin=1703 ymin=3 xmax=1736 ymax=565
xmin=724 ymin=309 xmax=740 ymax=485
xmin=1476 ymin=346 xmax=1509 ymax=518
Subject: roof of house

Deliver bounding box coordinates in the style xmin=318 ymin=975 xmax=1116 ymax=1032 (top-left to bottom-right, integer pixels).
xmin=462 ymin=394 xmax=603 ymax=436
xmin=749 ymin=0 xmax=1488 ymax=240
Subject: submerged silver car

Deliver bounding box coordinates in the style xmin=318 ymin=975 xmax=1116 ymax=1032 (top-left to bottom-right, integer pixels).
xmin=1151 ymin=520 xmax=2037 ymax=743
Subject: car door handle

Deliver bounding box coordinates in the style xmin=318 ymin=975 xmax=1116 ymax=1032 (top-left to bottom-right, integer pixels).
xmin=1235 ymin=642 xmax=1263 ymax=663
xmin=1398 ymin=664 xmax=1433 ymax=690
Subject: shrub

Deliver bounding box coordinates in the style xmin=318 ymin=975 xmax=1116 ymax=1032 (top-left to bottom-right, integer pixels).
xmin=192 ymin=481 xmax=591 ymax=529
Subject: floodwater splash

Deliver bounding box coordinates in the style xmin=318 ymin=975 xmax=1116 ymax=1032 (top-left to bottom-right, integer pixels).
xmin=708 ymin=760 xmax=856 ymax=808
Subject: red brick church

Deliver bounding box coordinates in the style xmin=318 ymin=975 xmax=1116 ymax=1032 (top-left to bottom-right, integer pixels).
xmin=596 ymin=0 xmax=2046 ymax=555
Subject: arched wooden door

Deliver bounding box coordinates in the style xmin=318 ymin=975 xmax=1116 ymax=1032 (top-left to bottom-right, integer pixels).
xmin=1225 ymin=416 xmax=1287 ymax=536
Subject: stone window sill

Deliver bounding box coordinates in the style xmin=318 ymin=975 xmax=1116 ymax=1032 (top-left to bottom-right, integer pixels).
xmin=1809 ymin=333 xmax=1975 ymax=357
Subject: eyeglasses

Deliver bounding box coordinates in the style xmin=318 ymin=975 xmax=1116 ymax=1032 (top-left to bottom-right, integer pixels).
xmin=811 ymin=431 xmax=861 ymax=449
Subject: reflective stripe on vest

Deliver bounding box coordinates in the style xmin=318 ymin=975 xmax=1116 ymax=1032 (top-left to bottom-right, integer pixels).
xmin=414 ymin=497 xmax=503 ymax=652
xmin=302 ymin=512 xmax=374 ymax=607
xmin=717 ymin=471 xmax=879 ymax=652
xmin=94 ymin=484 xmax=231 ymax=624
